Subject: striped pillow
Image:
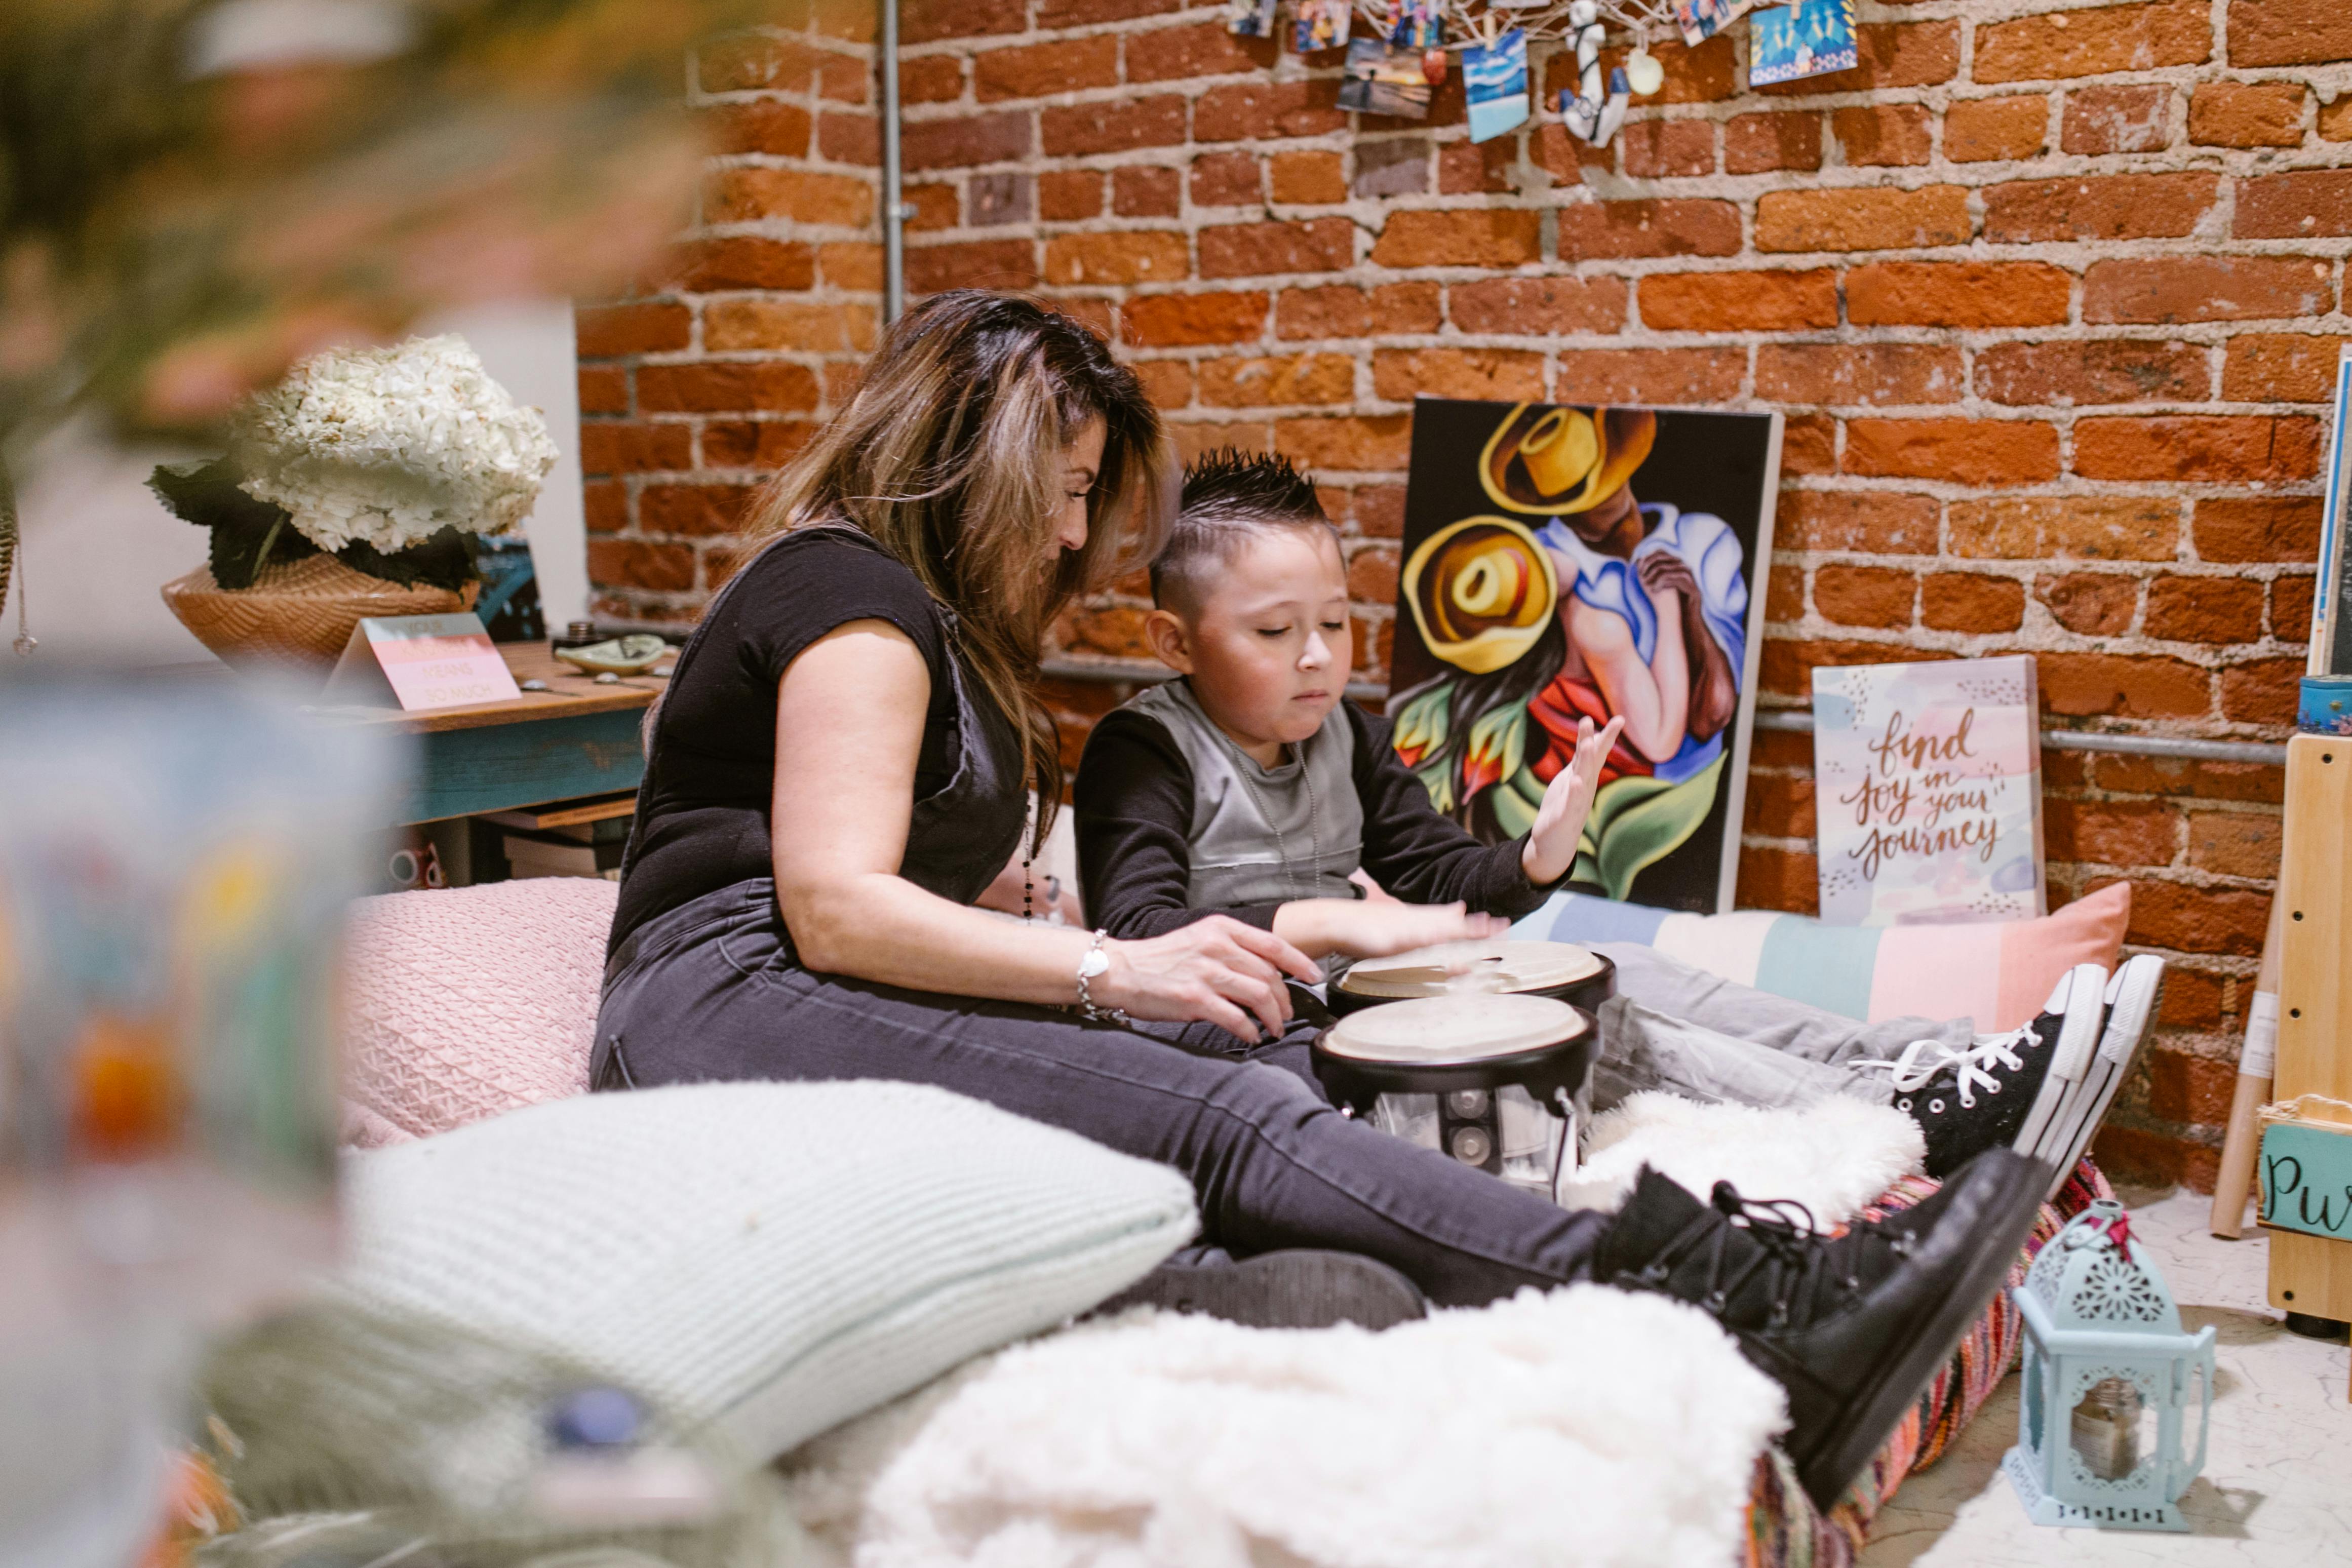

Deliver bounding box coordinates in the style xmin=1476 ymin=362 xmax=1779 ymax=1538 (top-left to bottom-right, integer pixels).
xmin=1511 ymin=882 xmax=2131 ymax=1033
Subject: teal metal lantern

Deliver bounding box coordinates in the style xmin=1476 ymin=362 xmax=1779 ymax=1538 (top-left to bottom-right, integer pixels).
xmin=2003 ymin=1200 xmax=2216 ymax=1531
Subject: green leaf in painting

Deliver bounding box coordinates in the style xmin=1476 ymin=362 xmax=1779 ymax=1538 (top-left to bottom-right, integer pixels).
xmin=1392 ymin=684 xmax=1453 ymax=760
xmin=1490 ymin=766 xmax=1545 ymax=840
xmin=1585 ymin=772 xmax=1675 ymax=840
xmin=1418 ymin=759 xmax=1457 ymax=817
xmin=1591 ymin=756 xmax=1724 ymax=901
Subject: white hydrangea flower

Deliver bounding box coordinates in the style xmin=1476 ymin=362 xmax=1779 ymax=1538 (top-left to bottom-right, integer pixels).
xmin=234 ymin=334 xmax=559 ymax=555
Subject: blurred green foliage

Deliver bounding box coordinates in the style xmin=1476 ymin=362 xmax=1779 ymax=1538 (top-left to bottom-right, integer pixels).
xmin=0 ymin=0 xmax=806 ymax=456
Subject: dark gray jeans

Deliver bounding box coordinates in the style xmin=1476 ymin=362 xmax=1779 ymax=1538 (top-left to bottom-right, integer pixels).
xmin=594 ymin=880 xmax=1606 ymax=1308
xmin=1591 ymin=943 xmax=1976 ymax=1113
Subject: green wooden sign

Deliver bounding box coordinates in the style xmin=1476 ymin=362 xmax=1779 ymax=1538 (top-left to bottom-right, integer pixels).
xmin=2258 ymin=1120 xmax=2352 ymax=1241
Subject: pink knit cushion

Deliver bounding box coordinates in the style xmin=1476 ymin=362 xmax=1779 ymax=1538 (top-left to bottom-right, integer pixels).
xmin=341 ymin=878 xmax=616 ymax=1146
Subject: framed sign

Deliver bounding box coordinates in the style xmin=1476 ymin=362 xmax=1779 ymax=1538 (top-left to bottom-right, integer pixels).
xmin=1389 ymin=397 xmax=1780 ymax=913
xmin=1812 ymin=655 xmax=2046 ymax=926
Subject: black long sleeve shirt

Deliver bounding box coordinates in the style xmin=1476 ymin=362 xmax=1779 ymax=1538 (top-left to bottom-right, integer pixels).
xmin=1073 ymin=697 xmax=1563 ymax=940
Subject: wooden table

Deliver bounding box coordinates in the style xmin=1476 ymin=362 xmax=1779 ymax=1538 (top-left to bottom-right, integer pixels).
xmin=329 ymin=644 xmax=669 ymax=824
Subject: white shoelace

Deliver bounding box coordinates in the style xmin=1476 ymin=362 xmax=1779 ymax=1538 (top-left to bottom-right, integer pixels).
xmin=1855 ymin=1026 xmax=2031 ymax=1110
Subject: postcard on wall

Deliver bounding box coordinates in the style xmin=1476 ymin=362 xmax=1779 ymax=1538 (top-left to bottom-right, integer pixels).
xmin=1339 ymin=38 xmax=1436 ymax=118
xmin=1293 ymin=0 xmax=1351 ymax=53
xmin=1812 ymin=655 xmax=2046 ymax=927
xmin=1461 ymin=28 xmax=1531 ymax=144
xmin=1390 ymin=398 xmax=1782 ymax=914
xmin=1748 ymin=0 xmax=1858 ymax=86
xmin=1674 ymin=0 xmax=1758 ymax=46
xmin=1388 ymin=0 xmax=1443 ymax=49
xmin=1224 ymin=0 xmax=1277 ymax=37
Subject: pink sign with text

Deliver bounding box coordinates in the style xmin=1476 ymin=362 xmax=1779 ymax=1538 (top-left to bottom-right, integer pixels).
xmin=1811 ymin=655 xmax=2045 ymax=926
xmin=326 ymin=613 xmax=519 ymax=712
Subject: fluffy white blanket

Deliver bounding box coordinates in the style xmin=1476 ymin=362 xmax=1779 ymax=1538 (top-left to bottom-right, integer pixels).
xmin=775 ymin=1093 xmax=1925 ymax=1568
xmin=779 ymin=1287 xmax=1783 ymax=1568
xmin=1560 ymin=1091 xmax=1925 ymax=1227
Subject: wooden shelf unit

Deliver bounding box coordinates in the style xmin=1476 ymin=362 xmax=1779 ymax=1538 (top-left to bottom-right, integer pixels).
xmin=2268 ymin=732 xmax=2352 ymax=1329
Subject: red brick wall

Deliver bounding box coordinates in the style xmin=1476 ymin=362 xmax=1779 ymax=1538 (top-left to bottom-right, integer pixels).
xmin=577 ymin=4 xmax=882 ymax=607
xmin=580 ymin=0 xmax=2352 ymax=1191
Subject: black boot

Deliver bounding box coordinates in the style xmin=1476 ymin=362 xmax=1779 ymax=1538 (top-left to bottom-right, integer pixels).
xmin=1594 ymin=1148 xmax=2048 ymax=1509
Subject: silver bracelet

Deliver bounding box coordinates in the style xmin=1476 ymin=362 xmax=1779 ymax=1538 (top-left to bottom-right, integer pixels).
xmin=1076 ymin=928 xmax=1129 ymax=1024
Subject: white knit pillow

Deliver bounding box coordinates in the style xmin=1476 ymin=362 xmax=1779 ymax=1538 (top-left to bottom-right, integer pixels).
xmin=340 ymin=879 xmax=616 ymax=1145
xmin=338 ymin=1080 xmax=1199 ymax=1463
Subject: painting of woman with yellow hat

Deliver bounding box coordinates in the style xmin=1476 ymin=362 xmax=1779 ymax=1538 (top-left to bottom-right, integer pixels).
xmin=1388 ymin=398 xmax=1780 ymax=910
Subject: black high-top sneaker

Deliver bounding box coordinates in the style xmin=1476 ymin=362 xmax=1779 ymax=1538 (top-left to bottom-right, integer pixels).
xmin=2034 ymin=954 xmax=2166 ymax=1199
xmin=1854 ymin=963 xmax=2107 ymax=1179
xmin=1594 ymin=1150 xmax=2049 ymax=1510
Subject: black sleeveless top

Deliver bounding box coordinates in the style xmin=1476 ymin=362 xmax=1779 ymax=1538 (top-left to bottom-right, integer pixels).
xmin=609 ymin=527 xmax=1030 ymax=957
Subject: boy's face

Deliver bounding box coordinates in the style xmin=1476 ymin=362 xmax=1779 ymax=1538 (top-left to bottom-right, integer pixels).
xmin=1147 ymin=526 xmax=1352 ymax=753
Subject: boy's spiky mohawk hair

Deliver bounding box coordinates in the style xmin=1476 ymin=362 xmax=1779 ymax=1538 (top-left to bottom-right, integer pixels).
xmin=1151 ymin=447 xmax=1337 ymax=612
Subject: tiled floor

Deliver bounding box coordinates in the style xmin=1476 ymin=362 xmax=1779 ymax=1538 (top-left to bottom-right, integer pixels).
xmin=1859 ymin=1187 xmax=2352 ymax=1565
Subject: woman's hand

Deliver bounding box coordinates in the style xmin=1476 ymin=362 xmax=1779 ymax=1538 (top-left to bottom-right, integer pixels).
xmin=1095 ymin=917 xmax=1322 ymax=1043
xmin=1522 ymin=714 xmax=1626 ymax=886
xmin=1277 ymin=897 xmax=1509 ymax=962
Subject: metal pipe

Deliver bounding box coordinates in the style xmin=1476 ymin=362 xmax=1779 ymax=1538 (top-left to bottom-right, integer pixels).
xmin=1748 ymin=708 xmax=2288 ymax=766
xmin=880 ymin=0 xmax=905 ymax=323
xmin=2039 ymin=731 xmax=2288 ymax=767
xmin=1037 ymin=658 xmax=2291 ymax=766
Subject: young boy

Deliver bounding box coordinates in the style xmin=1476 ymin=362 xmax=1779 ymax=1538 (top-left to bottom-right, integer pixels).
xmin=1075 ymin=450 xmax=2159 ymax=1186
xmin=1072 ymin=448 xmax=1623 ymax=970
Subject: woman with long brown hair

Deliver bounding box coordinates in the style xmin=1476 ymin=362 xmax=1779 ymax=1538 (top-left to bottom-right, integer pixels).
xmin=593 ymin=291 xmax=2049 ymax=1511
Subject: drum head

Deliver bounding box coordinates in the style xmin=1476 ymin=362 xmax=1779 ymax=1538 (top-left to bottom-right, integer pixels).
xmin=1337 ymin=939 xmax=1608 ymax=1002
xmin=1319 ymin=993 xmax=1591 ymax=1067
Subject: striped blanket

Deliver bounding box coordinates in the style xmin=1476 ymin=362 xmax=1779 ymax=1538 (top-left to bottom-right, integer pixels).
xmin=1744 ymin=1157 xmax=2114 ymax=1566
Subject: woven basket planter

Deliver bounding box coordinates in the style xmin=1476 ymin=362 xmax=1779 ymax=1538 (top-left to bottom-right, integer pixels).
xmin=162 ymin=553 xmax=479 ymax=670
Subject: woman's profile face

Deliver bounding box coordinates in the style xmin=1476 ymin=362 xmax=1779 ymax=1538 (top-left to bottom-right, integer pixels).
xmin=1053 ymin=417 xmax=1108 ymax=557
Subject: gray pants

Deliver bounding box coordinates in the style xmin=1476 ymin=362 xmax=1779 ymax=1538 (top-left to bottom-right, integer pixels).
xmin=597 ymin=879 xmax=1610 ymax=1309
xmin=1589 ymin=943 xmax=1976 ymax=1115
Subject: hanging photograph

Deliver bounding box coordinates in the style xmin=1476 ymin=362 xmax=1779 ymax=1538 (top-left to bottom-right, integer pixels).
xmin=1461 ymin=28 xmax=1530 ymax=143
xmin=1224 ymin=0 xmax=1278 ymax=37
xmin=1388 ymin=0 xmax=1443 ymax=49
xmin=1748 ymin=0 xmax=1859 ymax=86
xmin=1388 ymin=398 xmax=1782 ymax=912
xmin=1292 ymin=0 xmax=1352 ymax=53
xmin=1673 ymin=0 xmax=1758 ymax=46
xmin=1338 ymin=38 xmax=1436 ymax=119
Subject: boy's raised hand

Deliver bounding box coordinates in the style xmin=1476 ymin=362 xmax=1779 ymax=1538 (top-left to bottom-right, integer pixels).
xmin=1520 ymin=714 xmax=1626 ymax=887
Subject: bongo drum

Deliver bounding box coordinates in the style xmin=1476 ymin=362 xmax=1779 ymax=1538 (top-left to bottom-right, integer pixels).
xmin=1329 ymin=939 xmax=1616 ymax=1018
xmin=1313 ymin=994 xmax=1598 ymax=1203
